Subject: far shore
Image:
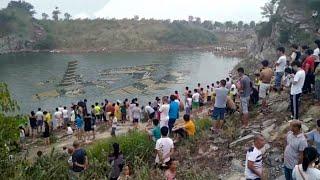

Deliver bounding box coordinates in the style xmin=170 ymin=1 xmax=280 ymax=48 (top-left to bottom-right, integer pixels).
xmin=0 ymin=45 xmax=247 ymax=58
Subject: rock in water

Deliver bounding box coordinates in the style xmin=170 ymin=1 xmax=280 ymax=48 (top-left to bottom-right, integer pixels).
xmin=229 ymin=134 xmax=254 ymax=148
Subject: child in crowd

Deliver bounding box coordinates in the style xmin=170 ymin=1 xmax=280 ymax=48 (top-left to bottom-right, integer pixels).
xmin=19 ymin=126 xmax=26 ymax=150
xmin=165 ymin=159 xmax=178 ymax=180
xmin=67 ymin=146 xmax=74 ymax=169
xmin=145 ymin=119 xmax=161 ymax=141
xmin=66 ymin=123 xmax=73 ymax=138
xmin=110 ymin=113 xmax=117 ymax=136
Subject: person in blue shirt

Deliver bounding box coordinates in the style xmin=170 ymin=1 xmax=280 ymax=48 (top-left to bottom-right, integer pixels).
xmin=75 ymin=114 xmax=84 ymax=141
xmin=168 ymin=95 xmax=179 ymax=133
xmin=306 ymin=119 xmax=320 ymax=155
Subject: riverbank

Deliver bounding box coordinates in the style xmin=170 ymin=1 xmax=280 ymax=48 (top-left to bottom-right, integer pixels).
xmin=0 ymin=45 xmax=247 ymax=58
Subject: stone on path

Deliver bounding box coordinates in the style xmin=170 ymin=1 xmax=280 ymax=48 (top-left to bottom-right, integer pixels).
xmin=301 ymin=124 xmax=309 ymax=133
xmin=225 ymin=172 xmax=246 ymax=180
xmin=303 ymin=117 xmax=313 ymax=123
xmin=272 ymin=101 xmax=289 ymax=112
xmin=261 ymin=124 xmax=275 ymax=140
xmin=229 ymin=134 xmax=254 ymax=148
xmin=275 ymin=175 xmax=285 ymax=180
xmin=306 ymin=106 xmax=320 ymax=118
xmin=279 ymin=123 xmax=290 ymax=133
xmin=263 ymin=119 xmax=276 ymax=128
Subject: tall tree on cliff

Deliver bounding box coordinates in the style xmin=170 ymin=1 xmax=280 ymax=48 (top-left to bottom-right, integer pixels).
xmin=52 ymin=6 xmax=60 ymax=21
xmin=250 ymin=21 xmax=256 ymax=29
xmin=42 ymin=13 xmax=49 ymax=20
xmin=237 ymin=21 xmax=244 ymax=30
xmin=261 ymin=0 xmax=279 ymax=20
xmin=64 ymin=13 xmax=71 ymax=20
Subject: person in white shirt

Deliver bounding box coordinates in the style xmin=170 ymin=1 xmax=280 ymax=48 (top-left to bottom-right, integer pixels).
xmin=131 ymin=103 xmax=141 ymax=129
xmin=145 ymin=102 xmax=155 ymax=121
xmin=185 ymin=94 xmax=193 ymax=115
xmin=110 ymin=113 xmax=117 ymax=136
xmin=159 ymin=96 xmax=170 ymax=128
xmin=54 ymin=108 xmax=62 ymax=129
xmin=192 ymin=89 xmax=200 ymax=111
xmin=314 ymin=39 xmax=320 ymax=66
xmin=275 ymin=47 xmax=287 ymax=92
xmin=35 ymin=108 xmax=44 ymax=133
xmin=62 ymin=106 xmax=69 ymax=128
xmin=66 ymin=123 xmax=73 ymax=140
xmin=245 ymin=134 xmax=266 ymax=180
xmin=155 ymin=126 xmax=174 ymax=167
xmin=290 ymin=61 xmax=305 ymax=119
xmin=292 ymin=147 xmax=320 ymax=180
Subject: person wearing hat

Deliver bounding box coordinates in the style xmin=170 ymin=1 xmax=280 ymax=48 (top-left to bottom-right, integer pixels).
xmin=306 ymin=119 xmax=320 ymax=155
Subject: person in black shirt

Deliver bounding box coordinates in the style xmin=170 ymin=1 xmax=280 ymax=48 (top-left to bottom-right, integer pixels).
xmin=29 ymin=111 xmax=37 ymax=141
xmin=84 ymin=115 xmax=92 ymax=141
xmin=72 ymin=140 xmax=88 ymax=173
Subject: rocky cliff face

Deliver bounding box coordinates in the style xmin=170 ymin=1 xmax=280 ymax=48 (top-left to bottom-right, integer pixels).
xmin=0 ymin=23 xmax=45 ymax=54
xmin=248 ymin=0 xmax=319 ymax=66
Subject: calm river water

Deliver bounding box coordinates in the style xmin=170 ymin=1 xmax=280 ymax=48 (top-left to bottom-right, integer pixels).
xmin=0 ymin=51 xmax=239 ymax=113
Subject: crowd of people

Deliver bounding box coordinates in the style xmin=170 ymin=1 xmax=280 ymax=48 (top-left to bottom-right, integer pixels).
xmin=18 ymin=39 xmax=320 ymax=179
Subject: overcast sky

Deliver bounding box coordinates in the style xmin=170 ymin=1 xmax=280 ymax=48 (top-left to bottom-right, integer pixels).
xmin=0 ymin=0 xmax=267 ymax=22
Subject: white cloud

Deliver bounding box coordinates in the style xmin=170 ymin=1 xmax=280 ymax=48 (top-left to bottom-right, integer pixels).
xmin=94 ymin=0 xmax=267 ymax=22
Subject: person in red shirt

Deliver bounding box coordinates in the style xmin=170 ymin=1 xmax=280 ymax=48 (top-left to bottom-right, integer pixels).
xmin=302 ymin=49 xmax=315 ymax=93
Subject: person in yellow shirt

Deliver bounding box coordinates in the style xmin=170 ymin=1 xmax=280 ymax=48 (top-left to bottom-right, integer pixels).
xmin=172 ymin=114 xmax=195 ymax=143
xmin=43 ymin=111 xmax=52 ymax=123
xmin=115 ymin=101 xmax=121 ymax=120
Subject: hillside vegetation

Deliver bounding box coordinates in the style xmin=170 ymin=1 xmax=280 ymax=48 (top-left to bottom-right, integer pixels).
xmin=0 ymin=1 xmax=219 ymax=53
xmin=38 ymin=19 xmax=217 ymax=51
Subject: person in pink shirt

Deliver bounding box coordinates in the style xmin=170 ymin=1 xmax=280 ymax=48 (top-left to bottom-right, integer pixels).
xmin=165 ymin=159 xmax=178 ymax=180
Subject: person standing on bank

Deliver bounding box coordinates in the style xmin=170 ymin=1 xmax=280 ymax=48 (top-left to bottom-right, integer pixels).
xmin=290 ymin=61 xmax=305 ymax=120
xmin=283 ymin=120 xmax=308 ymax=180
xmin=275 ymin=47 xmax=287 ymax=92
xmin=259 ymin=60 xmax=273 ymax=113
xmin=237 ymin=67 xmax=251 ymax=129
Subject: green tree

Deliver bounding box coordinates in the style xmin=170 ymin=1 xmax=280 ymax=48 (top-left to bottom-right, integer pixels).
xmin=133 ymin=15 xmax=139 ymax=21
xmin=41 ymin=12 xmax=49 ymax=20
xmin=213 ymin=21 xmax=223 ymax=29
xmin=237 ymin=21 xmax=244 ymax=30
xmin=202 ymin=20 xmax=213 ymax=30
xmin=7 ymin=0 xmax=35 ymax=16
xmin=225 ymin=21 xmax=233 ymax=30
xmin=195 ymin=17 xmax=201 ymax=24
xmin=52 ymin=6 xmax=60 ymax=21
xmin=261 ymin=0 xmax=278 ymax=19
xmin=243 ymin=23 xmax=250 ymax=30
xmin=188 ymin=15 xmax=194 ymax=22
xmin=64 ymin=12 xmax=71 ymax=20
xmin=249 ymin=21 xmax=256 ymax=29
